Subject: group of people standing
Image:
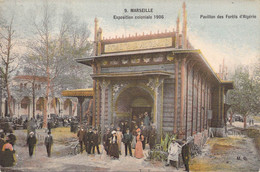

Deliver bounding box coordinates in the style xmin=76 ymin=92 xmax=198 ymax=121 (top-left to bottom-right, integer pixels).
xmin=102 ymin=126 xmax=155 ymax=159
xmin=77 ymin=118 xmax=157 ymax=160
xmin=77 ymin=128 xmax=101 ymax=155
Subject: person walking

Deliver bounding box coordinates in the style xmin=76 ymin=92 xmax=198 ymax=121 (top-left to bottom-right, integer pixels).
xmin=134 ymin=128 xmax=144 ymax=159
xmin=123 ymin=128 xmax=132 ymax=156
xmin=44 ymin=131 xmax=53 ymax=157
xmin=27 ymin=132 xmax=37 ymax=157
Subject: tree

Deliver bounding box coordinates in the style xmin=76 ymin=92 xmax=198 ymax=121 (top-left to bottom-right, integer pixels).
xmin=227 ymin=65 xmax=260 ymax=128
xmin=25 ymin=1 xmax=92 ymax=128
xmin=0 ymin=15 xmax=19 ymax=117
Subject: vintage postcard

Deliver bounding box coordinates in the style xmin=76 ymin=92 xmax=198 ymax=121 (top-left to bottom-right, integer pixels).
xmin=0 ymin=0 xmax=259 ymax=171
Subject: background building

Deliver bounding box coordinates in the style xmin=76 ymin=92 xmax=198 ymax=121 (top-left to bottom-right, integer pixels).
xmin=1 ymin=75 xmax=78 ymax=119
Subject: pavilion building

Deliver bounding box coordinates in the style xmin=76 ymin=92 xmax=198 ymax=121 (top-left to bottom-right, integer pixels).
xmin=70 ymin=3 xmax=233 ymax=143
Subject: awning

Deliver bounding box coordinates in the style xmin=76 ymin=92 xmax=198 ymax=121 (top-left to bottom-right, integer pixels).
xmin=61 ymin=88 xmax=94 ymax=97
xmin=221 ymin=81 xmax=234 ymax=90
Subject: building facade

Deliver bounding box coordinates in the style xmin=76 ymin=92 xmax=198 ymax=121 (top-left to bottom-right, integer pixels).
xmin=0 ymin=75 xmax=77 ymax=119
xmin=76 ymin=3 xmax=233 ymax=141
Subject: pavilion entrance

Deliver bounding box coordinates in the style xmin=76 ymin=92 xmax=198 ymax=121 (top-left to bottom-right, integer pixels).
xmin=115 ymin=86 xmax=153 ymax=128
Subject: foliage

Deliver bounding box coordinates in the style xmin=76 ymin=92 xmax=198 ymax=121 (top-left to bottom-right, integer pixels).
xmin=227 ymin=64 xmax=260 ymax=128
xmin=147 ymin=133 xmax=176 ymax=161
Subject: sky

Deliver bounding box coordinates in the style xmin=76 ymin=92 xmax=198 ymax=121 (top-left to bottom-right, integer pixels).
xmin=1 ymin=0 xmax=259 ymax=74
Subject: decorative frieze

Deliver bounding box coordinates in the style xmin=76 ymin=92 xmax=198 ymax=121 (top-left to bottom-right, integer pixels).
xmin=121 ymin=58 xmax=128 ymax=64
xmin=110 ymin=60 xmax=119 ymax=65
xmin=131 ymin=58 xmax=141 ymax=64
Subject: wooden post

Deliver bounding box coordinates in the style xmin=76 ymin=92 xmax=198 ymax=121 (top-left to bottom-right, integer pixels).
xmin=78 ymin=97 xmax=84 ymax=125
xmin=180 ymin=58 xmax=186 ymax=138
xmin=92 ymin=64 xmax=96 ymax=127
xmin=185 ymin=63 xmax=189 ymax=139
xmin=200 ymin=78 xmax=203 ymax=132
xmin=174 ymin=59 xmax=179 ymax=134
xmin=100 ymin=79 xmax=110 ymax=143
xmin=196 ymin=75 xmax=199 ymax=132
xmin=191 ymin=69 xmax=194 ymax=136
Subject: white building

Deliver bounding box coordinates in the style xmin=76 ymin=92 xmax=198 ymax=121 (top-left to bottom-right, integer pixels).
xmin=1 ymin=75 xmax=77 ymax=119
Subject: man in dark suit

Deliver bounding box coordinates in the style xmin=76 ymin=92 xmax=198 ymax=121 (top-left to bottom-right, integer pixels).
xmin=149 ymin=125 xmax=157 ymax=150
xmin=44 ymin=131 xmax=53 ymax=157
xmin=182 ymin=141 xmax=190 ymax=172
xmin=27 ymin=132 xmax=37 ymax=157
xmin=83 ymin=128 xmax=89 ymax=153
xmin=123 ymin=128 xmax=132 ymax=156
xmin=91 ymin=129 xmax=100 ymax=154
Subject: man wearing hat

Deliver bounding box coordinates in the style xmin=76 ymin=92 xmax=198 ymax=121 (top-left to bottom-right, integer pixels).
xmin=27 ymin=132 xmax=37 ymax=157
xmin=91 ymin=128 xmax=100 ymax=154
xmin=44 ymin=131 xmax=53 ymax=157
xmin=166 ymin=138 xmax=181 ymax=169
xmin=77 ymin=127 xmax=85 ymax=153
xmin=123 ymin=128 xmax=132 ymax=156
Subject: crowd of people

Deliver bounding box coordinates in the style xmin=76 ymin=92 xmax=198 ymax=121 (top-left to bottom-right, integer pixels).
xmin=0 ymin=116 xmax=54 ymax=168
xmin=76 ymin=111 xmax=157 ymax=160
xmin=0 ymin=112 xmax=190 ymax=171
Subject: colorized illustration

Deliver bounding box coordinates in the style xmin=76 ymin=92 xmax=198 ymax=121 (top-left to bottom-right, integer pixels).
xmin=0 ymin=0 xmax=259 ymax=171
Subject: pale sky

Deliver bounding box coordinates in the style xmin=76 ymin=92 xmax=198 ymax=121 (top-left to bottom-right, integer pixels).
xmin=1 ymin=0 xmax=259 ymax=74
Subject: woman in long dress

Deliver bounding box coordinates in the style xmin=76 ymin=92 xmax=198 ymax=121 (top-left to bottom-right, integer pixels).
xmin=134 ymin=128 xmax=144 ymax=159
xmin=116 ymin=127 xmax=123 ymax=155
xmin=109 ymin=131 xmax=119 ymax=159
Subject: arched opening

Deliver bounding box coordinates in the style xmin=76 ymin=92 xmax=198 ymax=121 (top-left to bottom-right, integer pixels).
xmin=64 ymin=99 xmax=72 ymax=116
xmin=21 ymin=97 xmax=30 ymax=117
xmin=36 ymin=97 xmax=44 ymax=116
xmin=115 ymin=86 xmax=153 ymax=128
xmin=50 ymin=97 xmax=60 ymax=116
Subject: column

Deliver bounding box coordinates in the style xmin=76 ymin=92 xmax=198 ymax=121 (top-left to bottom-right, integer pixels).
xmin=180 ymin=58 xmax=186 ymax=138
xmin=174 ymin=59 xmax=179 ymax=134
xmin=100 ymin=79 xmax=110 ymax=143
xmin=78 ymin=97 xmax=85 ymax=125
xmin=153 ymin=77 xmax=163 ymax=138
xmin=29 ymin=98 xmax=33 ymax=119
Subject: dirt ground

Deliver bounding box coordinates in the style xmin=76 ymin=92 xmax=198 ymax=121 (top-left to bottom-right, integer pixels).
xmin=190 ymin=123 xmax=260 ymax=172
xmin=1 ymin=128 xmax=184 ymax=172
xmin=1 ymin=124 xmax=260 ymax=172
